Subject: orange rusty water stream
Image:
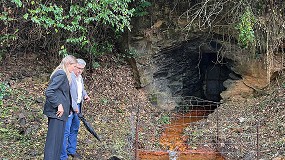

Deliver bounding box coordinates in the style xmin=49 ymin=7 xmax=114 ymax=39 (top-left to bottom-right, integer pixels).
xmin=138 ymin=111 xmax=225 ymax=160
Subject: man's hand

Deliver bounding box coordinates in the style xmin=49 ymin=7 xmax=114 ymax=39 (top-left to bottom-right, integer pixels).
xmin=84 ymin=95 xmax=91 ymax=102
xmin=74 ymin=107 xmax=79 ymax=113
xmin=56 ymin=104 xmax=64 ymax=117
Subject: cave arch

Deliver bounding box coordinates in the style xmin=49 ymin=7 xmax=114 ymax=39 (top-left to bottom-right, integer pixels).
xmin=152 ymin=38 xmax=240 ymax=104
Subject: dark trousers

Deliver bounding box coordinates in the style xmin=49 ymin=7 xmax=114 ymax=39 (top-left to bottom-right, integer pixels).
xmin=44 ymin=118 xmax=66 ymax=160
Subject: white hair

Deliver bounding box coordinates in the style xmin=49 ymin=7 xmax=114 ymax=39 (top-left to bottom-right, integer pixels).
xmin=77 ymin=58 xmax=86 ymax=66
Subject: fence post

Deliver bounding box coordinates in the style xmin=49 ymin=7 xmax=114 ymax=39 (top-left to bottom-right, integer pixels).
xmin=216 ymin=103 xmax=219 ymax=144
xmin=135 ymin=105 xmax=140 ymax=160
xmin=256 ymin=121 xmax=260 ymax=160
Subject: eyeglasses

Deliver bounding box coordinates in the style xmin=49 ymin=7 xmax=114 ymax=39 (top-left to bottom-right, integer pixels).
xmin=77 ymin=67 xmax=85 ymax=70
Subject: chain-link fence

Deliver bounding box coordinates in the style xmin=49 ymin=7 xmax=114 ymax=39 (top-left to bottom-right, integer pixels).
xmin=134 ymin=96 xmax=263 ymax=160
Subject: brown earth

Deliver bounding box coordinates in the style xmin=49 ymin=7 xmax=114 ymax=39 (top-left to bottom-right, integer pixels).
xmin=0 ymin=52 xmax=161 ymax=159
xmin=0 ymin=52 xmax=284 ymax=160
xmin=185 ymin=76 xmax=285 ymax=159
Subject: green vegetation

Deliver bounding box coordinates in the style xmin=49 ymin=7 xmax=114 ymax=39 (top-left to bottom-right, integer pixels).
xmin=1 ymin=0 xmax=285 ymax=159
xmin=149 ymin=93 xmax=158 ymax=105
xmin=134 ymin=0 xmax=151 ymax=17
xmin=0 ymin=82 xmax=11 ymax=106
xmin=159 ymin=114 xmax=170 ymax=124
xmin=236 ymin=7 xmax=256 ymax=48
xmin=183 ymin=0 xmax=284 ymax=58
xmin=0 ymin=0 xmax=151 ymax=66
xmin=20 ymin=0 xmax=133 ymax=58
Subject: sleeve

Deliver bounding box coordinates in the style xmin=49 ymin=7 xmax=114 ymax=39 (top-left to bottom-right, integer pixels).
xmin=70 ymin=77 xmax=79 ymax=111
xmin=82 ymin=77 xmax=88 ymax=98
xmin=45 ymin=72 xmax=65 ymax=108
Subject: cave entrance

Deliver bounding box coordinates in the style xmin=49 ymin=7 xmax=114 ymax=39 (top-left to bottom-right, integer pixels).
xmin=142 ymin=38 xmax=239 ymax=159
xmin=152 ymin=38 xmax=239 ymax=106
xmin=200 ymin=52 xmax=232 ymax=102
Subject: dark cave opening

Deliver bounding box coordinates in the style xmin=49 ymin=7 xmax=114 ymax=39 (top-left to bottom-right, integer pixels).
xmin=152 ymin=39 xmax=241 ymax=106
xmin=199 ymin=52 xmax=233 ymax=102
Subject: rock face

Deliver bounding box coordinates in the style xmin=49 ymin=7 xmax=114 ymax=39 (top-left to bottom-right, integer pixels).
xmin=220 ymin=79 xmax=254 ymax=100
xmin=124 ymin=0 xmax=283 ymax=109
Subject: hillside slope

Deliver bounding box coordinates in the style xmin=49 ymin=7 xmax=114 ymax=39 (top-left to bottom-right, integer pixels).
xmin=0 ymin=52 xmax=284 ymax=160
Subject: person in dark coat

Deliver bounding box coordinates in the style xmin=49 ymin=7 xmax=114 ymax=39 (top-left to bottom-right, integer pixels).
xmin=43 ymin=55 xmax=77 ymax=160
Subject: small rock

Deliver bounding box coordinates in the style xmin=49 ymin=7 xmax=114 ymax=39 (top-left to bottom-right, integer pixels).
xmin=220 ymin=142 xmax=225 ymax=147
xmin=3 ymin=95 xmax=9 ymax=100
xmin=168 ymin=150 xmax=177 ymax=160
xmin=36 ymin=97 xmax=44 ymax=103
xmin=18 ymin=113 xmax=26 ymax=127
xmin=29 ymin=150 xmax=38 ymax=157
xmin=243 ymin=151 xmax=255 ymax=160
xmin=108 ymin=155 xmax=122 ymax=160
xmin=272 ymin=157 xmax=285 ymax=160
xmin=238 ymin=117 xmax=246 ymax=123
xmin=25 ymin=127 xmax=32 ymax=135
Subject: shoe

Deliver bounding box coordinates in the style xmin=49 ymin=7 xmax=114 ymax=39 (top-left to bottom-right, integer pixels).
xmin=68 ymin=152 xmax=82 ymax=159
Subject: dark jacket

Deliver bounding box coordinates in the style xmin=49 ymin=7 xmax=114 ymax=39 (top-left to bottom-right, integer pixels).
xmin=43 ymin=69 xmax=71 ymax=121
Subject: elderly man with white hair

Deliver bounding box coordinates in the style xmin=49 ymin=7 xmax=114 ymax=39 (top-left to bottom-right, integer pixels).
xmin=61 ymin=58 xmax=90 ymax=160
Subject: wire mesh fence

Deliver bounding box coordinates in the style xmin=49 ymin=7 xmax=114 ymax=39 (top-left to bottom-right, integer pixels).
xmin=134 ymin=96 xmax=266 ymax=160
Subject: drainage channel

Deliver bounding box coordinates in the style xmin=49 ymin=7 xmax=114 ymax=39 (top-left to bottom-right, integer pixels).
xmin=137 ymin=97 xmax=224 ymax=160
